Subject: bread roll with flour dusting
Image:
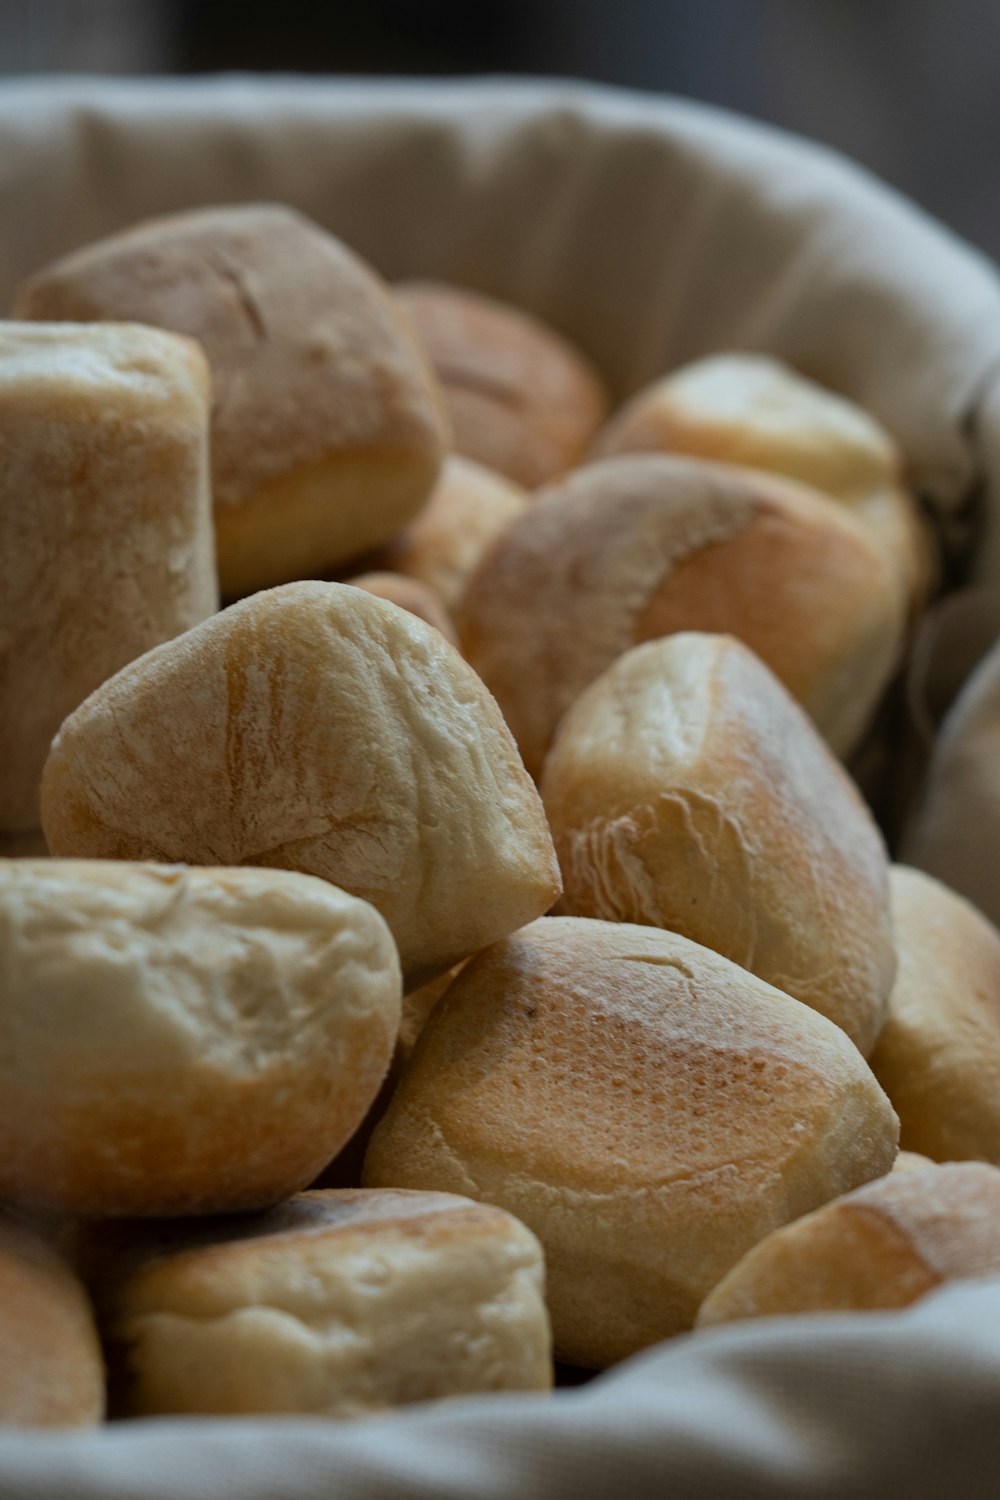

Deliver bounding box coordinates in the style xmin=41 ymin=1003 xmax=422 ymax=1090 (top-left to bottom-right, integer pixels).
xmin=0 ymin=322 xmax=215 ymax=834
xmin=595 ymin=353 xmax=935 ymax=614
xmin=0 ymin=859 xmax=401 ymax=1216
xmin=15 ymin=205 xmax=448 ymax=597
xmin=541 ymin=633 xmax=895 ymax=1055
xmin=41 ymin=582 xmax=560 ymax=989
xmin=457 ymin=454 xmax=904 ymax=775
xmin=72 ymin=1189 xmax=551 ymax=1418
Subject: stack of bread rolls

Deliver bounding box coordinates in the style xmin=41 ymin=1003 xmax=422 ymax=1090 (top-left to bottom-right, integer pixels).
xmin=2 ymin=198 xmax=996 ymax=1429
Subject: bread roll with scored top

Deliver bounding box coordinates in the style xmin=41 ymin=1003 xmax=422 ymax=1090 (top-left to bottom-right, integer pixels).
xmin=541 ymin=633 xmax=895 ymax=1055
xmin=396 ymin=281 xmax=609 ymax=487
xmin=0 ymin=858 xmax=401 ymax=1216
xmin=0 ymin=322 xmax=215 ymax=833
xmin=0 ymin=1216 xmax=104 ymax=1427
xmin=40 ymin=582 xmax=560 ymax=990
xmin=697 ymin=1162 xmax=1000 ymax=1327
xmin=14 ymin=205 xmax=448 ymax=597
xmin=456 ymin=454 xmax=904 ymax=776
xmin=366 ymin=455 xmax=529 ymax=609
xmin=595 ymin=352 xmax=935 ymax=613
xmin=364 ymin=917 xmax=898 ymax=1368
xmin=71 ymin=1189 xmax=551 ymax=1418
xmin=870 ymin=866 xmax=1000 ymax=1163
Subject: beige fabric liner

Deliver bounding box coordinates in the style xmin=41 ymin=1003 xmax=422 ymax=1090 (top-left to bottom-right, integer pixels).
xmin=4 ymin=73 xmax=1000 ymax=1496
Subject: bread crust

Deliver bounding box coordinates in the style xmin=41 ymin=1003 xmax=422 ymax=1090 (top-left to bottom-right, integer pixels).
xmin=541 ymin=633 xmax=895 ymax=1055
xmin=697 ymin=1162 xmax=1000 ymax=1326
xmin=367 ymin=455 xmax=529 ymax=609
xmin=72 ymin=1188 xmax=551 ymax=1417
xmin=594 ymin=352 xmax=936 ymax=613
xmin=0 ymin=321 xmax=216 ymax=831
xmin=364 ymin=916 xmax=898 ymax=1367
xmin=15 ymin=206 xmax=448 ymax=596
xmin=0 ymin=1217 xmax=104 ymax=1427
xmin=870 ymin=866 xmax=1000 ymax=1162
xmin=40 ymin=581 xmax=561 ymax=989
xmin=0 ymin=859 xmax=401 ymax=1216
xmin=397 ymin=282 xmax=608 ymax=487
xmin=457 ymin=454 xmax=904 ymax=775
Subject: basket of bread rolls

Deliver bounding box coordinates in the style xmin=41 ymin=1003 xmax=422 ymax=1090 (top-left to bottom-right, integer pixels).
xmin=2 ymin=74 xmax=1000 ymax=1499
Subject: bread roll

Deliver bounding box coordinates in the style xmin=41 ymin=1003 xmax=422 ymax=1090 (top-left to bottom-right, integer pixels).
xmin=72 ymin=1189 xmax=551 ymax=1417
xmin=595 ymin=353 xmax=935 ymax=612
xmin=369 ymin=455 xmax=528 ymax=609
xmin=40 ymin=582 xmax=560 ymax=990
xmin=15 ymin=205 xmax=448 ymax=597
xmin=541 ymin=634 xmax=895 ymax=1055
xmin=697 ymin=1162 xmax=1000 ymax=1327
xmin=870 ymin=866 xmax=1000 ymax=1163
xmin=0 ymin=859 xmax=401 ymax=1216
xmin=457 ymin=454 xmax=904 ymax=774
xmin=364 ymin=917 xmax=898 ymax=1367
xmin=396 ymin=282 xmax=608 ymax=486
xmin=0 ymin=322 xmax=216 ymax=833
xmin=0 ymin=1217 xmax=103 ymax=1427
xmin=893 ymin=1151 xmax=935 ymax=1173
xmin=344 ymin=572 xmax=457 ymax=645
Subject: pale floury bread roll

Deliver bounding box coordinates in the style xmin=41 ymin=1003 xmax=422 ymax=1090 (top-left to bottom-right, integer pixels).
xmin=370 ymin=455 xmax=529 ymax=609
xmin=456 ymin=454 xmax=904 ymax=774
xmin=396 ymin=282 xmax=609 ymax=487
xmin=364 ymin=918 xmax=899 ymax=1368
xmin=893 ymin=1151 xmax=936 ymax=1173
xmin=595 ymin=352 xmax=936 ymax=612
xmin=0 ymin=1217 xmax=104 ymax=1427
xmin=344 ymin=572 xmax=458 ymax=645
xmin=870 ymin=866 xmax=1000 ymax=1162
xmin=541 ymin=634 xmax=895 ymax=1055
xmin=72 ymin=1190 xmax=551 ymax=1417
xmin=40 ymin=582 xmax=560 ymax=989
xmin=697 ymin=1163 xmax=1000 ymax=1327
xmin=15 ymin=206 xmax=448 ymax=597
xmin=0 ymin=322 xmax=216 ymax=834
xmin=0 ymin=859 xmax=401 ymax=1216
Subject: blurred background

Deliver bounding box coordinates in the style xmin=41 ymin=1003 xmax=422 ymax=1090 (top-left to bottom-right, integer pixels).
xmin=1 ymin=0 xmax=998 ymax=263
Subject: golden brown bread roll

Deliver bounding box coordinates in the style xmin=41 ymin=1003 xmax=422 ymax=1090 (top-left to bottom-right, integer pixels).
xmin=0 ymin=322 xmax=216 ymax=833
xmin=870 ymin=866 xmax=1000 ymax=1163
xmin=457 ymin=454 xmax=905 ymax=775
xmin=396 ymin=281 xmax=609 ymax=486
xmin=594 ymin=352 xmax=936 ymax=613
xmin=697 ymin=1162 xmax=1000 ymax=1327
xmin=0 ymin=859 xmax=401 ymax=1216
xmin=364 ymin=917 xmax=899 ymax=1368
xmin=368 ymin=454 xmax=529 ymax=609
xmin=344 ymin=571 xmax=458 ymax=645
xmin=0 ymin=1216 xmax=104 ymax=1427
xmin=541 ymin=633 xmax=895 ymax=1055
xmin=40 ymin=582 xmax=561 ymax=990
xmin=72 ymin=1189 xmax=551 ymax=1418
xmin=15 ymin=206 xmax=448 ymax=597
